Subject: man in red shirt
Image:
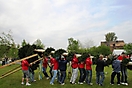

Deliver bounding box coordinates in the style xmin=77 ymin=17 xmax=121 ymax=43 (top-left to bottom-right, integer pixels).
xmin=21 ymin=59 xmax=31 ymax=86
xmin=85 ymin=54 xmax=93 ymax=85
xmin=42 ymin=55 xmax=49 ymax=79
xmin=49 ymin=54 xmax=59 ymax=85
xmin=118 ymin=52 xmax=128 ymax=86
xmin=70 ymin=54 xmax=79 ymax=84
xmin=78 ymin=60 xmax=86 ymax=84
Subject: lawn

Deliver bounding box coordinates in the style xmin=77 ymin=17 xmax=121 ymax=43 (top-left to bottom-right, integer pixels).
xmin=0 ymin=64 xmax=132 ymax=88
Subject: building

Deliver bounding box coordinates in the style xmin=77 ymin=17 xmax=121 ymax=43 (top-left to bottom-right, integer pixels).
xmin=101 ymin=40 xmax=125 ymax=51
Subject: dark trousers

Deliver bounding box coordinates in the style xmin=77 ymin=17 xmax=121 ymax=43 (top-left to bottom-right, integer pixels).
xmin=59 ymin=71 xmax=66 ymax=83
xmin=96 ymin=72 xmax=105 ymax=85
xmin=111 ymin=71 xmax=120 ymax=84
xmin=121 ymin=64 xmax=127 ymax=83
xmin=79 ymin=68 xmax=86 ymax=82
xmin=42 ymin=67 xmax=49 ymax=77
xmin=49 ymin=66 xmax=53 ymax=78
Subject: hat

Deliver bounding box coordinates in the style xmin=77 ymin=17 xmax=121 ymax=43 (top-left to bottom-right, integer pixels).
xmin=61 ymin=55 xmax=64 ymax=58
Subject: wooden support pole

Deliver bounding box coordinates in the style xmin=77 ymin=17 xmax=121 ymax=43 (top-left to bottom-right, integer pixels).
xmin=0 ymin=54 xmax=38 ymax=69
xmin=0 ymin=67 xmax=21 ymax=79
xmin=1 ymin=65 xmax=21 ymax=76
xmin=0 ymin=57 xmax=43 ymax=79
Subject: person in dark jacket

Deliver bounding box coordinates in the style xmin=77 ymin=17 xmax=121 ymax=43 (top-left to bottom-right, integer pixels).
xmin=110 ymin=56 xmax=121 ymax=85
xmin=58 ymin=55 xmax=68 ymax=85
xmin=96 ymin=54 xmax=108 ymax=86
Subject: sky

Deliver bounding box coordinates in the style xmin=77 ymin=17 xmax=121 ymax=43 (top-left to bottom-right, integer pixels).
xmin=0 ymin=0 xmax=132 ymax=50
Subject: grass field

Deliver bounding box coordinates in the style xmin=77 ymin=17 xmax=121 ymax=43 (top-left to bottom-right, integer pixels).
xmin=0 ymin=64 xmax=132 ymax=88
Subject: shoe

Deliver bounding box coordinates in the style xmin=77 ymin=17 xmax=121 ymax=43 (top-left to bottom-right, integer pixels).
xmin=110 ymin=83 xmax=114 ymax=85
xmin=117 ymin=84 xmax=120 ymax=85
xmin=26 ymin=82 xmax=31 ymax=86
xmin=80 ymin=82 xmax=83 ymax=84
xmin=61 ymin=83 xmax=65 ymax=85
xmin=124 ymin=83 xmax=128 ymax=86
xmin=50 ymin=83 xmax=54 ymax=85
xmin=21 ymin=82 xmax=24 ymax=85
xmin=33 ymin=80 xmax=36 ymax=82
xmin=120 ymin=82 xmax=125 ymax=85
xmin=78 ymin=82 xmax=80 ymax=84
xmin=99 ymin=84 xmax=103 ymax=86
xmin=72 ymin=82 xmax=76 ymax=84
xmin=46 ymin=77 xmax=49 ymax=79
xmin=89 ymin=83 xmax=93 ymax=85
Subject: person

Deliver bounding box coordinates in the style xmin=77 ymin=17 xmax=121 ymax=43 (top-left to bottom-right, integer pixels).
xmin=2 ymin=58 xmax=5 ymax=66
xmin=118 ymin=52 xmax=128 ymax=86
xmin=96 ymin=54 xmax=108 ymax=86
xmin=21 ymin=59 xmax=31 ymax=86
xmin=85 ymin=54 xmax=93 ymax=85
xmin=110 ymin=56 xmax=121 ymax=85
xmin=49 ymin=54 xmax=59 ymax=85
xmin=42 ymin=55 xmax=49 ymax=79
xmin=29 ymin=64 xmax=36 ymax=82
xmin=78 ymin=60 xmax=86 ymax=84
xmin=58 ymin=55 xmax=68 ymax=85
xmin=49 ymin=57 xmax=53 ymax=79
xmin=5 ymin=56 xmax=8 ymax=64
xmin=70 ymin=54 xmax=79 ymax=84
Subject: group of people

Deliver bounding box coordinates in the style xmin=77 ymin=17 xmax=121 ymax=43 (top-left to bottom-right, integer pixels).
xmin=21 ymin=52 xmax=131 ymax=86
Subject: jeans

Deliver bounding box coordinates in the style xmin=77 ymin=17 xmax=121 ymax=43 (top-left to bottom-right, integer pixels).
xmin=70 ymin=68 xmax=78 ymax=83
xmin=121 ymin=64 xmax=127 ymax=83
xmin=59 ymin=71 xmax=66 ymax=83
xmin=30 ymin=71 xmax=35 ymax=82
xmin=79 ymin=68 xmax=86 ymax=82
xmin=96 ymin=72 xmax=105 ymax=85
xmin=111 ymin=71 xmax=120 ymax=84
xmin=50 ymin=70 xmax=58 ymax=84
xmin=85 ymin=70 xmax=92 ymax=84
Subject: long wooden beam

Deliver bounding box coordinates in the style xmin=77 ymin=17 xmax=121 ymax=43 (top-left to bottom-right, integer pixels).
xmin=0 ymin=54 xmax=38 ymax=69
xmin=0 ymin=57 xmax=43 ymax=79
xmin=1 ymin=65 xmax=21 ymax=76
xmin=0 ymin=67 xmax=21 ymax=79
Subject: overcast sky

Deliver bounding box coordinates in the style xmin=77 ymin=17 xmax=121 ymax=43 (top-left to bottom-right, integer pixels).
xmin=0 ymin=0 xmax=132 ymax=50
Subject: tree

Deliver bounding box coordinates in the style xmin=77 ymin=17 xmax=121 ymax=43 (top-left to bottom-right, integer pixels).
xmin=67 ymin=38 xmax=80 ymax=53
xmin=0 ymin=31 xmax=15 ymax=58
xmin=124 ymin=43 xmax=132 ymax=54
xmin=97 ymin=45 xmax=111 ymax=56
xmin=21 ymin=39 xmax=27 ymax=47
xmin=105 ymin=32 xmax=117 ymax=42
xmin=33 ymin=39 xmax=45 ymax=49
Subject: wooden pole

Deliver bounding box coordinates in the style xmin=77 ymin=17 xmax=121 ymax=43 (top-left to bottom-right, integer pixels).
xmin=1 ymin=65 xmax=21 ymax=76
xmin=0 ymin=67 xmax=21 ymax=79
xmin=0 ymin=54 xmax=38 ymax=69
xmin=0 ymin=57 xmax=43 ymax=79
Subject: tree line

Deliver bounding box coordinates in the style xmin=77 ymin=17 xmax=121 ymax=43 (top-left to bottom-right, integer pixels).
xmin=0 ymin=31 xmax=132 ymax=61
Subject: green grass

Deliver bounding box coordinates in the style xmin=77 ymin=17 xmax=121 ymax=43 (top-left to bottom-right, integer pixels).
xmin=0 ymin=64 xmax=132 ymax=88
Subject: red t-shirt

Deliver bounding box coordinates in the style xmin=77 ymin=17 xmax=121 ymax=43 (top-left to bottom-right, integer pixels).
xmin=43 ymin=57 xmax=48 ymax=68
xmin=50 ymin=58 xmax=58 ymax=70
xmin=118 ymin=55 xmax=128 ymax=61
xmin=78 ymin=62 xmax=85 ymax=68
xmin=85 ymin=57 xmax=92 ymax=70
xmin=21 ymin=60 xmax=29 ymax=70
xmin=71 ymin=55 xmax=78 ymax=69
